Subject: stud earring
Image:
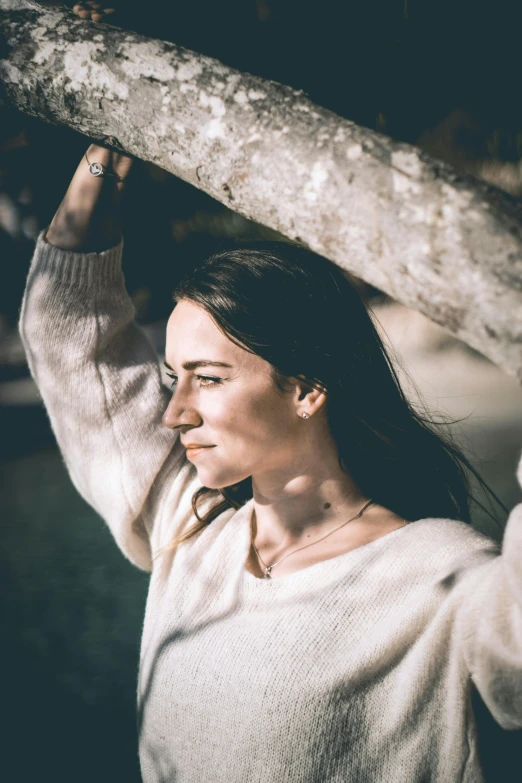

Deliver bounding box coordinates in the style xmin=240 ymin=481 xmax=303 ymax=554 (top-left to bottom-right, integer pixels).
xmin=301 ymin=412 xmax=310 ymax=419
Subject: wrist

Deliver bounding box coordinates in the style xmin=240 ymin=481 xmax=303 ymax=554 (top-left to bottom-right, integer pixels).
xmin=44 ymin=224 xmax=122 ymax=253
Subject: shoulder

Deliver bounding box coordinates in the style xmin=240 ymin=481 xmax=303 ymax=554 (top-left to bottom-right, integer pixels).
xmin=407 ymin=515 xmax=499 ymax=548
xmin=394 ymin=516 xmax=500 ymax=585
xmin=367 ymin=503 xmax=497 ymax=554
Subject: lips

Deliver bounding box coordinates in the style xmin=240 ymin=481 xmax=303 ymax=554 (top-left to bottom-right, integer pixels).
xmin=183 ymin=444 xmax=216 ymax=459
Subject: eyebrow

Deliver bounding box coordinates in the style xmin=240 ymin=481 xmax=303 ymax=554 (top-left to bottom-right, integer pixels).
xmin=164 ymin=360 xmax=233 ymax=372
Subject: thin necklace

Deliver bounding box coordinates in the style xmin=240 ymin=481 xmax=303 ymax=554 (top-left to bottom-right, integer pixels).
xmin=251 ymin=498 xmax=374 ymax=579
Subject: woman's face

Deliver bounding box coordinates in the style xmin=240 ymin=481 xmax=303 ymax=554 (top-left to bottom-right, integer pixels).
xmin=162 ymin=300 xmax=304 ymax=489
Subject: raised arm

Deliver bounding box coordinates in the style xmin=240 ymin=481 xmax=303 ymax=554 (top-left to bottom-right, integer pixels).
xmin=19 ymin=144 xmax=197 ymax=571
xmin=457 ymin=453 xmax=522 ymax=729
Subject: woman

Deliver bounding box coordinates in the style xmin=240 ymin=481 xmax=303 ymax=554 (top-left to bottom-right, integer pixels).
xmin=20 ymin=143 xmax=522 ymax=782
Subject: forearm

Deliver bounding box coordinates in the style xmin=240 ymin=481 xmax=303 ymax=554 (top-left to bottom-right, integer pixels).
xmin=19 ymin=230 xmax=179 ymax=570
xmin=45 ymin=143 xmax=133 ymax=252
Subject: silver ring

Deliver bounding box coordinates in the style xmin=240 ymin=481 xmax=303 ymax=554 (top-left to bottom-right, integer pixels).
xmin=85 ymin=151 xmax=124 ymax=181
xmin=88 ymin=161 xmax=105 ymax=177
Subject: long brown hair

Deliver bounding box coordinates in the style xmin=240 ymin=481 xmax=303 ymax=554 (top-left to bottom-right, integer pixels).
xmin=166 ymin=240 xmax=505 ymax=552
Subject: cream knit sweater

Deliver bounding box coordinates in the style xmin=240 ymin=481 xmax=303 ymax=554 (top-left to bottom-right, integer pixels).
xmin=20 ymin=230 xmax=522 ymax=783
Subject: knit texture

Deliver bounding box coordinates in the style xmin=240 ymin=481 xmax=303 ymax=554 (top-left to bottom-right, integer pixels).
xmin=20 ymin=229 xmax=522 ymax=782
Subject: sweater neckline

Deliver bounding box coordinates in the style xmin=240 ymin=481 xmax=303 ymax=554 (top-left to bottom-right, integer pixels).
xmin=237 ymin=499 xmax=425 ymax=592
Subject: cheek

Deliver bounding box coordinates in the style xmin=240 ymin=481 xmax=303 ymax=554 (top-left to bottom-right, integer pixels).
xmin=194 ymin=388 xmax=297 ymax=487
xmin=212 ymin=386 xmax=296 ymax=449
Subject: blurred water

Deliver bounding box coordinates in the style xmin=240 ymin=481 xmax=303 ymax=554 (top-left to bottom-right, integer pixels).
xmin=1 ymin=422 xmax=148 ymax=782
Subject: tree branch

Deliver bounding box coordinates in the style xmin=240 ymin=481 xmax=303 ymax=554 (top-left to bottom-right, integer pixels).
xmin=1 ymin=0 xmax=522 ymax=381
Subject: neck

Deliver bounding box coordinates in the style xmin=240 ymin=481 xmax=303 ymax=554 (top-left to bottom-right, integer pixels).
xmin=251 ymin=441 xmax=369 ymax=546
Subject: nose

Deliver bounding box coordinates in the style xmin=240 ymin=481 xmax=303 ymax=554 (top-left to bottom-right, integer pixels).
xmin=162 ymin=392 xmax=203 ymax=430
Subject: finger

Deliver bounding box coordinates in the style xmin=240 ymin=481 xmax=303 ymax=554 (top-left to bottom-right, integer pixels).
xmin=112 ymin=155 xmax=135 ymax=179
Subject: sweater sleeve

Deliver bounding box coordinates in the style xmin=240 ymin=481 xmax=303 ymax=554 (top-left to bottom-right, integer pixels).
xmin=458 ymin=452 xmax=522 ymax=730
xmin=19 ymin=229 xmax=197 ymax=572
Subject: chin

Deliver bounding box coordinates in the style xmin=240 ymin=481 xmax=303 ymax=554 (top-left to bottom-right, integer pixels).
xmin=196 ymin=467 xmax=248 ymax=492
xmin=194 ymin=468 xmax=229 ymax=490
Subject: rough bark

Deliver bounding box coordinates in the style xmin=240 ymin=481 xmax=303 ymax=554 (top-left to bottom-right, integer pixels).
xmin=1 ymin=0 xmax=522 ymax=382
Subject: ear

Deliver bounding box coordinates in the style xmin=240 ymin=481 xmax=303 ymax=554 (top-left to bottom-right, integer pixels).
xmin=293 ymin=376 xmax=328 ymax=420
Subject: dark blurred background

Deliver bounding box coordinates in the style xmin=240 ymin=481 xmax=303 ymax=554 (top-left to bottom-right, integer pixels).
xmin=1 ymin=1 xmax=522 ymax=781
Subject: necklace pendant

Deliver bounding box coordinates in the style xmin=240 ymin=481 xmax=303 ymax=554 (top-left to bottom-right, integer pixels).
xmin=264 ymin=566 xmax=272 ymax=579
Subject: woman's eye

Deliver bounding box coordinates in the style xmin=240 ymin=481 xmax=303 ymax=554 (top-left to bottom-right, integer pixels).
xmin=198 ymin=376 xmax=222 ymax=387
xmin=165 ymin=372 xmax=221 ymax=389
